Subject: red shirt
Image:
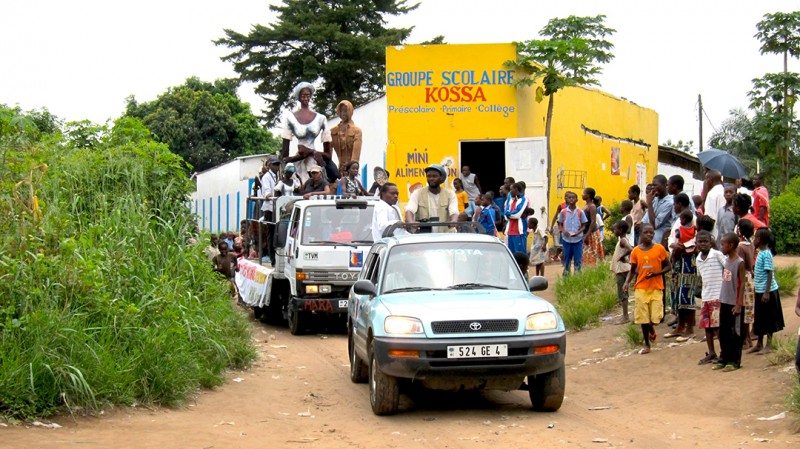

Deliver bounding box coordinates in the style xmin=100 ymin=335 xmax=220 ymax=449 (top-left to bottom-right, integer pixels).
xmin=507 ymin=198 xmax=520 ymax=236
xmin=753 ymin=186 xmax=769 ymax=225
xmin=740 ymin=213 xmax=767 ymax=230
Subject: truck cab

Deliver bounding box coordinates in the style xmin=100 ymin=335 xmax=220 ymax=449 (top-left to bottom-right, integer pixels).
xmin=265 ymin=196 xmax=377 ymax=334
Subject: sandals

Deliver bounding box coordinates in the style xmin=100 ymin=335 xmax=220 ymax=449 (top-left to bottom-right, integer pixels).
xmin=675 ymin=335 xmax=694 ymax=343
xmin=711 ymin=363 xmax=727 ymax=370
xmin=698 ymin=353 xmax=718 ymax=365
xmin=638 ymin=347 xmax=651 ymax=355
xmin=664 ymin=331 xmax=681 ymax=338
xmin=648 ymin=329 xmax=657 ymax=342
xmin=722 ymin=364 xmax=740 ymax=372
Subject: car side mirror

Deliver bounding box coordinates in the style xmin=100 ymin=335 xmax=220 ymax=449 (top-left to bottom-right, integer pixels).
xmin=528 ymin=276 xmax=548 ymax=292
xmin=353 ymin=279 xmax=377 ymax=297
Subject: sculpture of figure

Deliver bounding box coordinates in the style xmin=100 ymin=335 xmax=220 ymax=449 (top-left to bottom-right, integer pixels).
xmin=281 ymin=82 xmax=333 ymax=184
xmin=328 ymin=100 xmax=362 ymax=174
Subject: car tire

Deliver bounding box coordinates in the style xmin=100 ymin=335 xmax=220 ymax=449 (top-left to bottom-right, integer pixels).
xmin=348 ymin=329 xmax=368 ymax=384
xmin=288 ymin=308 xmax=306 ymax=335
xmin=528 ymin=364 xmax=565 ymax=412
xmin=263 ymin=286 xmax=285 ymax=325
xmin=368 ymin=342 xmax=399 ymax=415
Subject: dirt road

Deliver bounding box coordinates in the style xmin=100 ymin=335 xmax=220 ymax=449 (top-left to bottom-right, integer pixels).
xmin=4 ymin=260 xmax=800 ymax=448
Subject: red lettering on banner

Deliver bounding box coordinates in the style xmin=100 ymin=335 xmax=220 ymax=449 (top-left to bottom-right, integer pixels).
xmin=424 ymin=86 xmax=487 ymax=103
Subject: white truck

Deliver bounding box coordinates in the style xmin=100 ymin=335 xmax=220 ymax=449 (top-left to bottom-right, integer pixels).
xmin=243 ymin=196 xmax=377 ymax=334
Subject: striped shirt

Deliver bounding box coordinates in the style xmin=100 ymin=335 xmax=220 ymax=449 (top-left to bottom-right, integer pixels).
xmin=754 ymin=249 xmax=780 ymax=293
xmin=696 ymin=248 xmax=725 ymax=302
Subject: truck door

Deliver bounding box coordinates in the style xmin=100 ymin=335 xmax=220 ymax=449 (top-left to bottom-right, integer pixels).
xmin=505 ymin=137 xmax=549 ymax=231
xmin=284 ymin=206 xmax=302 ymax=293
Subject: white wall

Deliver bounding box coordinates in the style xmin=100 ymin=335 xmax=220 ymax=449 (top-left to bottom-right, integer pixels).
xmin=193 ymin=154 xmax=269 ymax=233
xmin=658 ymin=162 xmax=703 ymax=196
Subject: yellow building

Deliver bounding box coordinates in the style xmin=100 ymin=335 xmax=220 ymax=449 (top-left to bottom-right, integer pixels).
xmin=386 ymin=43 xmax=659 ymax=224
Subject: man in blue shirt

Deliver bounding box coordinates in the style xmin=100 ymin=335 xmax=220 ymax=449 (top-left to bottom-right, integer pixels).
xmin=644 ymin=175 xmax=674 ymax=247
xmin=557 ymin=191 xmax=589 ymax=276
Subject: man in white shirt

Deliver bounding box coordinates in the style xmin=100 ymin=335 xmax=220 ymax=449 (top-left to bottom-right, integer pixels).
xmin=372 ymin=182 xmax=407 ymax=241
xmin=703 ymin=170 xmax=725 ymax=238
xmin=259 ymin=157 xmax=281 ymax=262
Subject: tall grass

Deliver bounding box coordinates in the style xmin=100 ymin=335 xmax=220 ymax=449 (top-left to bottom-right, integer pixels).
xmin=0 ymin=115 xmax=255 ymax=419
xmin=554 ymin=265 xmax=618 ymax=331
xmin=775 ymin=265 xmax=798 ymax=296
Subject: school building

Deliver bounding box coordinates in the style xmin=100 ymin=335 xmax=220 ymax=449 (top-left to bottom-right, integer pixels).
xmin=384 ymin=42 xmax=659 ymax=223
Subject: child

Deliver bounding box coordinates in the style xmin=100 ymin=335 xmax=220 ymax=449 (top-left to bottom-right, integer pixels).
xmin=611 ymin=220 xmax=633 ymax=324
xmin=594 ymin=195 xmax=610 ymax=241
xmin=714 ymin=233 xmax=746 ymax=371
xmin=212 ymin=241 xmax=239 ymax=300
xmin=622 ymin=224 xmax=671 ymax=354
xmin=514 ymin=251 xmax=530 ymax=282
xmin=695 ymin=230 xmax=725 ymax=365
xmin=557 ymin=191 xmax=588 ymax=276
xmin=670 ymin=208 xmax=696 ymax=264
xmin=620 ymin=200 xmax=634 ymax=245
xmin=453 ymin=178 xmax=468 ymax=214
xmin=693 ymin=194 xmax=704 ymax=215
xmin=736 ymin=219 xmax=755 ymax=348
xmin=528 ymin=217 xmax=548 ymax=277
xmin=473 ymin=194 xmax=495 ymax=236
xmin=748 ymin=228 xmax=785 ymax=354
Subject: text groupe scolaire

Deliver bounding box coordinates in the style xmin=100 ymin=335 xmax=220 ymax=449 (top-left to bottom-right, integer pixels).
xmin=387 ymin=69 xmax=516 ymax=117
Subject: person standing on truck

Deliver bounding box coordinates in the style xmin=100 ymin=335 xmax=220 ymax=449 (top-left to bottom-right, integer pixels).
xmin=372 ymin=182 xmax=407 ymax=241
xmin=404 ymin=164 xmax=459 ymax=233
xmin=260 ymin=158 xmax=281 ymax=263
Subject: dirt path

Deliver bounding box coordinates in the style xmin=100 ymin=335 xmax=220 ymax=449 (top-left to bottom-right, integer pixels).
xmin=3 ymin=260 xmax=800 ymax=448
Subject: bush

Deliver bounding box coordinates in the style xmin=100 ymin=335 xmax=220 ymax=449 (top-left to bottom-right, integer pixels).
xmin=0 ymin=113 xmax=256 ymax=419
xmin=622 ymin=322 xmax=644 ymax=348
xmin=554 ymin=265 xmax=618 ymax=331
xmin=766 ymin=335 xmax=797 ymax=366
xmin=775 ymin=265 xmax=798 ymax=296
xmin=770 ymin=192 xmax=800 ymax=254
xmin=602 ymin=201 xmax=624 ymax=257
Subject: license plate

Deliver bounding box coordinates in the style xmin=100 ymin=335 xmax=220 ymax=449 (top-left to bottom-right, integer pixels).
xmin=447 ymin=344 xmax=507 ymax=359
xmin=338 ymin=300 xmax=348 ymax=308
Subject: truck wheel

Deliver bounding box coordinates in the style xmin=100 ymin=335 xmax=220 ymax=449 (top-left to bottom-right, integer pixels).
xmin=348 ymin=330 xmax=367 ymax=384
xmin=288 ymin=308 xmax=306 ymax=335
xmin=528 ymin=364 xmax=565 ymax=412
xmin=253 ymin=305 xmax=266 ymax=320
xmin=263 ymin=286 xmax=286 ymax=325
xmin=369 ymin=342 xmax=399 ymax=415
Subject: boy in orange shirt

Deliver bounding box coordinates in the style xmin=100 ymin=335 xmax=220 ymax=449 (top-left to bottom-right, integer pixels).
xmin=623 ymin=224 xmax=672 ymax=354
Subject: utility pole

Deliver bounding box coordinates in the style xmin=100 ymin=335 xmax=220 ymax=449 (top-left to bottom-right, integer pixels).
xmin=698 ymin=94 xmax=703 ymax=152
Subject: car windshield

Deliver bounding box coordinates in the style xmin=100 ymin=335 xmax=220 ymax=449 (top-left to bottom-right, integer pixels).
xmin=301 ymin=205 xmax=374 ymax=245
xmin=380 ymin=242 xmax=527 ymax=293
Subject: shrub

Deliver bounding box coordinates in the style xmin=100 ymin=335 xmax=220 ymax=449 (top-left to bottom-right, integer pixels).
xmin=0 ymin=114 xmax=256 ymax=419
xmin=622 ymin=322 xmax=644 ymax=348
xmin=602 ymin=201 xmax=624 ymax=257
xmin=775 ymin=265 xmax=798 ymax=296
xmin=766 ymin=335 xmax=797 ymax=366
xmin=554 ymin=265 xmax=618 ymax=331
xmin=770 ymin=192 xmax=800 ymax=254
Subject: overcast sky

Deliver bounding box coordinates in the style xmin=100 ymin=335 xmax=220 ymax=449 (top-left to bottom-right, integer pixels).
xmin=2 ymin=0 xmax=798 ymax=150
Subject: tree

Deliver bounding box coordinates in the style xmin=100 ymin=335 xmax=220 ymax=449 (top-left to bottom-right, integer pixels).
xmin=661 ymin=139 xmax=696 ymax=154
xmin=124 ymin=77 xmax=280 ymax=172
xmin=752 ymin=12 xmax=800 ymax=190
xmin=504 ymin=15 xmax=615 ymax=199
xmin=708 ymin=109 xmax=762 ymax=174
xmin=215 ymin=0 xmax=419 ymax=125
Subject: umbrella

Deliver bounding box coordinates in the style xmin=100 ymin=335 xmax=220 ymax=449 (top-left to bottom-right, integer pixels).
xmin=696 ymin=148 xmax=748 ymax=179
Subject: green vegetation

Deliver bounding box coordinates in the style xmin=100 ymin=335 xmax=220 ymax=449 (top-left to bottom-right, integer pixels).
xmin=790 ymin=376 xmax=800 ymax=416
xmin=0 ymin=107 xmax=255 ymax=419
xmin=766 ymin=335 xmax=797 ymax=366
xmin=554 ymin=265 xmax=618 ymax=331
xmin=622 ymin=322 xmax=644 ymax=348
xmin=771 ymin=190 xmax=800 ymax=254
xmin=775 ymin=264 xmax=798 ymax=295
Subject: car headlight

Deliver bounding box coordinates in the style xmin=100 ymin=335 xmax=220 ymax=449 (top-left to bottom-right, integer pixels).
xmin=384 ymin=316 xmax=424 ymax=334
xmin=526 ymin=312 xmax=558 ymax=331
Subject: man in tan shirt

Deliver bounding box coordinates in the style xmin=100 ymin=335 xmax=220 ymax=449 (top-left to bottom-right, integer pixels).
xmin=329 ymin=100 xmax=362 ymax=174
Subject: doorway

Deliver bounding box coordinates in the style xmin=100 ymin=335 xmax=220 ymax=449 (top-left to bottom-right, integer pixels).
xmin=459 ymin=140 xmax=506 ymax=196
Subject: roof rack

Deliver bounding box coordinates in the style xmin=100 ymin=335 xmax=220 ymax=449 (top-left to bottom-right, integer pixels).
xmin=382 ymin=221 xmax=487 ymax=238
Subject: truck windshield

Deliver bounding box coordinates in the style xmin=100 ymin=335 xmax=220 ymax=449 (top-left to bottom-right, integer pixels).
xmin=301 ymin=205 xmax=375 ymax=245
xmin=380 ymin=242 xmax=527 ymax=293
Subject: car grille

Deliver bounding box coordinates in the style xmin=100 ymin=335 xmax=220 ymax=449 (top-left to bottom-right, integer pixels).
xmin=431 ymin=319 xmax=519 ymax=334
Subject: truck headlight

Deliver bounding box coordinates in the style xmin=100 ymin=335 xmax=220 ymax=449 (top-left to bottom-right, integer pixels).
xmin=384 ymin=316 xmax=424 ymax=334
xmin=526 ymin=312 xmax=557 ymax=331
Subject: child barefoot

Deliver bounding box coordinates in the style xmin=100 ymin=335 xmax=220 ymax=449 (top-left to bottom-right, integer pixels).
xmin=623 ymin=224 xmax=671 ymax=354
xmin=736 ymin=219 xmax=755 ymax=348
xmin=695 ymin=230 xmax=725 ymax=365
xmin=528 ymin=217 xmax=548 ymax=277
xmin=714 ymin=233 xmax=746 ymax=371
xmin=748 ymin=228 xmax=785 ymax=354
xmin=611 ymin=220 xmax=633 ymax=324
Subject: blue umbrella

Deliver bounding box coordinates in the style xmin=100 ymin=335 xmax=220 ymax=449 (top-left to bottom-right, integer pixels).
xmin=696 ymin=148 xmax=748 ymax=179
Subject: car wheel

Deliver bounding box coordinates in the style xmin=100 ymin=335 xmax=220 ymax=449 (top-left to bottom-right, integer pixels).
xmin=368 ymin=342 xmax=399 ymax=415
xmin=348 ymin=328 xmax=368 ymax=384
xmin=528 ymin=364 xmax=565 ymax=412
xmin=288 ymin=308 xmax=306 ymax=335
xmin=253 ymin=305 xmax=266 ymax=320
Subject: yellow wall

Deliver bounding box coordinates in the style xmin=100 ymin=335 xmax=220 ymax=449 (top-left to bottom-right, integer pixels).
xmin=386 ymin=43 xmax=519 ymax=201
xmin=386 ymin=43 xmax=659 ymax=211
xmin=517 ymin=85 xmax=659 ymax=210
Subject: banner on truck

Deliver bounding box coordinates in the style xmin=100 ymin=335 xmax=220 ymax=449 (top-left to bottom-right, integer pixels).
xmin=236 ymin=258 xmax=272 ymax=307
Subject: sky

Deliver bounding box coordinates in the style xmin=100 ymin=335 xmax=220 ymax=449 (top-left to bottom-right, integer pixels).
xmin=2 ymin=0 xmax=799 ymax=150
